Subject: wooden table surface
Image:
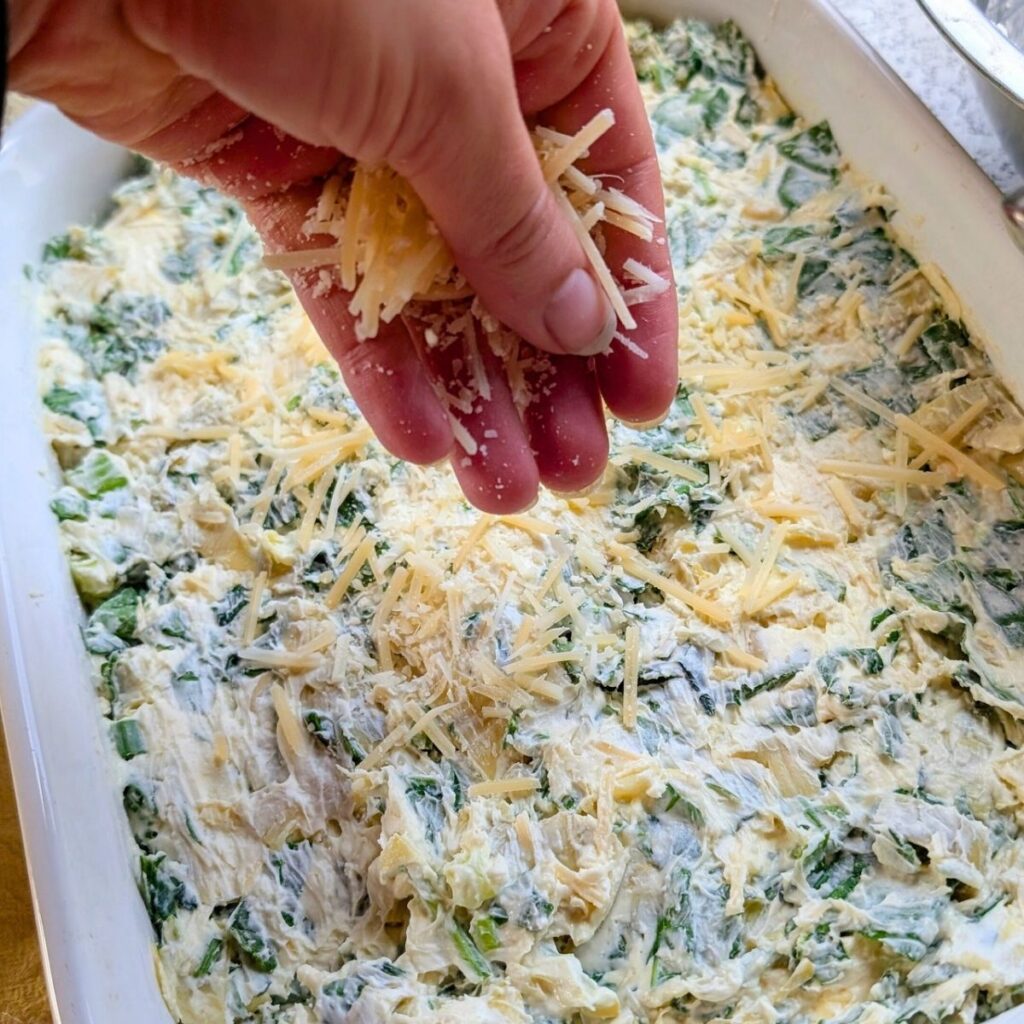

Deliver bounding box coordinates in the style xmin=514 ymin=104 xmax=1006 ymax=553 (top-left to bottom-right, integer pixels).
xmin=0 ymin=721 xmax=52 ymax=1024
xmin=0 ymin=85 xmax=52 ymax=1024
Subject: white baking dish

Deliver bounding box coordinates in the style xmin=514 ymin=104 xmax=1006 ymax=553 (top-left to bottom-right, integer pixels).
xmin=1 ymin=1 xmax=1023 ymax=1021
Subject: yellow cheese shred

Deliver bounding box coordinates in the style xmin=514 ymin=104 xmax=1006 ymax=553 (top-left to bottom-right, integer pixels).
xmin=826 ymin=477 xmax=865 ymax=531
xmin=723 ymin=647 xmax=767 ymax=671
xmin=619 ymin=444 xmax=708 ymax=484
xmin=468 ymin=777 xmax=541 ymax=799
xmin=452 ymin=516 xmax=495 ymax=571
xmin=242 ymin=571 xmax=268 ymax=646
xmin=893 ymin=412 xmax=1004 ymax=490
xmin=622 ymin=624 xmax=640 ymax=728
xmin=612 ymin=545 xmax=730 ymax=624
xmin=272 ymin=683 xmax=308 ymax=756
xmin=325 ymin=533 xmax=377 ymax=609
xmin=819 ymin=459 xmax=949 ymax=487
xmin=909 ymin=396 xmax=990 ymax=470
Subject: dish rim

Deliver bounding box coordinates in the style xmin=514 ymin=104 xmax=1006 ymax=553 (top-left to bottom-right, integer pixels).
xmin=3 ymin=1 xmax=1024 ymax=1021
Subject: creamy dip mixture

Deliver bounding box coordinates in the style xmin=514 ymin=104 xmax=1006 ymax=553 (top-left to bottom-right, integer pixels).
xmin=35 ymin=18 xmax=1024 ymax=1024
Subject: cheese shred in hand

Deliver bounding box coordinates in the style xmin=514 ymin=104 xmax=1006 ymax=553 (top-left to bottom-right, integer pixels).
xmin=263 ymin=108 xmax=663 ymax=340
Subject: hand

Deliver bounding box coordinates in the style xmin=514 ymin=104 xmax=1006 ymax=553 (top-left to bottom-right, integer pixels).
xmin=9 ymin=0 xmax=678 ymax=512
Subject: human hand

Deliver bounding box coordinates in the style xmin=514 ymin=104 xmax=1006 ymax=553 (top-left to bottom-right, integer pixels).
xmin=9 ymin=0 xmax=678 ymax=512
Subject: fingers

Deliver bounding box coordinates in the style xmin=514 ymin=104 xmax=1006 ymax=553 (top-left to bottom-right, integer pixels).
xmin=298 ymin=288 xmax=455 ymax=468
xmin=135 ymin=91 xmax=249 ymax=165
xmin=523 ymin=354 xmax=608 ymax=494
xmin=244 ymin=184 xmax=453 ymax=466
xmin=548 ymin=20 xmax=678 ymax=423
xmin=595 ymin=179 xmax=679 ymax=425
xmin=388 ymin=24 xmax=618 ymax=361
xmin=124 ymin=0 xmax=617 ymax=359
xmin=498 ymin=0 xmax=612 ymax=115
xmin=143 ymin=106 xmax=454 ymax=465
xmin=125 ymin=0 xmax=663 ymax=489
xmin=504 ymin=0 xmax=679 ymax=424
xmin=165 ymin=115 xmax=339 ymax=200
xmin=404 ymin=308 xmax=539 ymax=513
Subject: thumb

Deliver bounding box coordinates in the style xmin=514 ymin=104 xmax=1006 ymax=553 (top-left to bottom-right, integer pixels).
xmin=123 ymin=0 xmax=615 ymax=357
xmin=386 ymin=8 xmax=617 ymax=358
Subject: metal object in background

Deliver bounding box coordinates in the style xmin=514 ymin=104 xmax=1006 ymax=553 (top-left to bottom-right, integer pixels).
xmin=1005 ymin=185 xmax=1024 ymax=247
xmin=917 ymin=0 xmax=1024 ymax=248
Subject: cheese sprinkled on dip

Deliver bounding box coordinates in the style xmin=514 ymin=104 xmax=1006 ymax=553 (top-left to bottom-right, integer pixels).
xmin=35 ymin=18 xmax=1024 ymax=1024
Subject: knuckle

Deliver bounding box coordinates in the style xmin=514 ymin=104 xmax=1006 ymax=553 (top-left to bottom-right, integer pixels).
xmin=338 ymin=338 xmax=388 ymax=382
xmin=466 ymin=191 xmax=557 ymax=271
xmin=387 ymin=32 xmax=510 ymax=173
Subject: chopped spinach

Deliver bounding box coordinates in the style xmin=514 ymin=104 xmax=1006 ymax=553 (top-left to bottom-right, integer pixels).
xmin=192 ymin=937 xmax=223 ymax=978
xmin=67 ymin=450 xmax=129 ymax=497
xmin=450 ymin=921 xmax=491 ymax=980
xmin=42 ymin=381 xmax=109 ymax=438
xmin=214 ymin=583 xmax=248 ymax=626
xmin=50 ymin=488 xmax=89 ymax=521
xmin=85 ymin=588 xmax=140 ymax=653
xmin=228 ymin=899 xmax=277 ymax=972
xmin=140 ymin=852 xmax=196 ymax=939
xmin=52 ymin=293 xmax=169 ymax=379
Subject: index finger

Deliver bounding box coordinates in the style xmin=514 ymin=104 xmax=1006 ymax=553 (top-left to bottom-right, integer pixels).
xmin=515 ymin=0 xmax=679 ymax=424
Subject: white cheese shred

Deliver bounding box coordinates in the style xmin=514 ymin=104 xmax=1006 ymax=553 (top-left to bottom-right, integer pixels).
xmin=622 ymin=624 xmax=640 ymax=728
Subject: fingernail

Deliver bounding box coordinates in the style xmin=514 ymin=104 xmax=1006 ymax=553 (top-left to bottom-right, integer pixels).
xmin=544 ymin=269 xmax=617 ymax=356
xmin=622 ymin=410 xmax=672 ymax=430
xmin=549 ymin=471 xmax=607 ymax=499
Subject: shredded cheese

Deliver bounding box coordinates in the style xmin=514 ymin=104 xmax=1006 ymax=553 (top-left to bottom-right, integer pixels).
xmin=468 ymin=777 xmax=541 ymax=799
xmin=619 ymin=444 xmax=708 ymax=484
xmin=622 ymin=624 xmax=640 ymax=728
xmin=325 ymin=533 xmax=377 ymax=609
xmin=211 ymin=734 xmax=230 ymax=766
xmin=498 ymin=514 xmax=557 ymax=538
xmin=297 ymin=468 xmax=334 ymax=551
xmin=359 ymin=721 xmax=410 ymax=772
xmin=550 ymin=185 xmax=636 ymax=330
xmin=536 ymin=553 xmax=570 ymax=601
xmin=242 ymin=571 xmax=267 ymax=646
xmin=723 ymin=647 xmax=767 ymax=671
xmin=502 ymin=650 xmax=582 ymax=675
xmin=690 ymin=393 xmax=720 ymax=442
xmin=247 ymin=460 xmax=285 ymax=526
xmin=750 ymin=498 xmax=818 ymax=520
xmin=894 ymin=431 xmax=909 ymax=516
xmin=266 ymin=106 xmax=655 ymax=340
xmin=909 ymin=396 xmax=990 ymax=470
xmin=237 ymin=646 xmax=320 ymax=672
xmin=453 ymin=516 xmax=495 ymax=571
xmin=742 ymin=525 xmax=788 ymax=614
xmin=407 ymin=703 xmax=456 ymax=745
xmin=541 ymin=108 xmax=616 ymax=183
xmin=227 ymin=433 xmax=242 ymax=486
xmin=819 ymin=459 xmax=949 ymax=487
xmin=612 ymin=545 xmax=730 ymax=624
xmin=826 ymin=477 xmax=865 ymax=530
xmin=262 ymin=246 xmax=345 ymax=272
xmin=894 ymin=313 xmax=930 ymax=359
xmin=746 ymin=573 xmax=800 ymax=614
xmin=272 ymin=682 xmax=307 ymax=756
xmin=893 ymin=413 xmax=1004 ymax=490
xmin=919 ymin=263 xmax=963 ymax=321
xmin=829 ymin=378 xmax=898 ymax=426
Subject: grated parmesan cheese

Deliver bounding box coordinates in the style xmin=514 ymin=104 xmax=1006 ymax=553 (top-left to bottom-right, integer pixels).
xmin=622 ymin=624 xmax=640 ymax=728
xmin=468 ymin=777 xmax=541 ymax=799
